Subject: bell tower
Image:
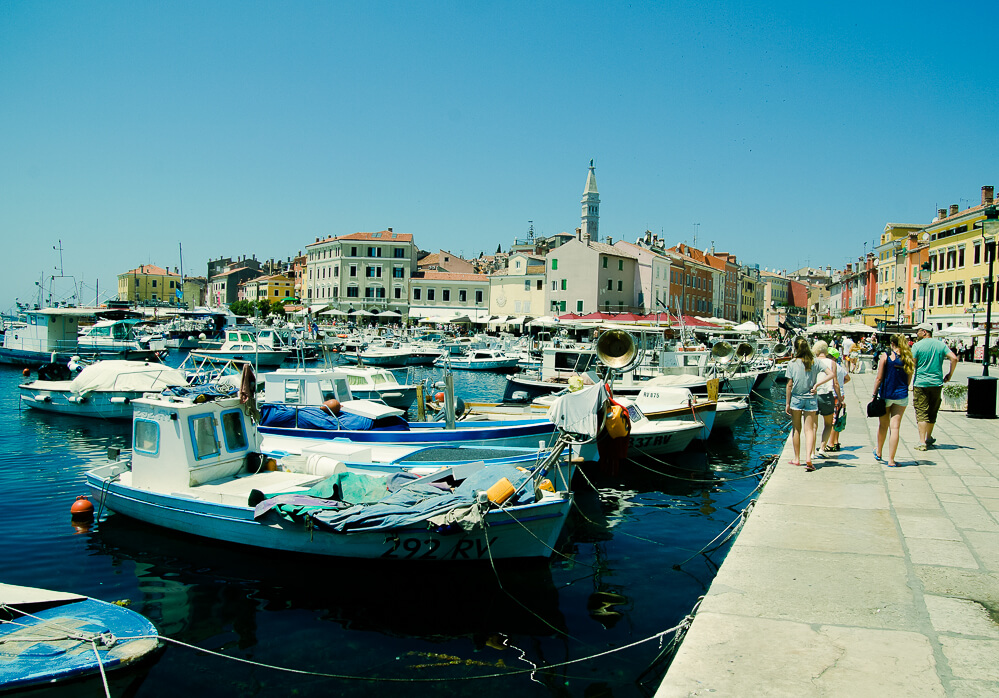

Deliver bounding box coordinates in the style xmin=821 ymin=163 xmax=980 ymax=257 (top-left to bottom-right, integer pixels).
xmin=580 ymin=159 xmax=599 ymax=242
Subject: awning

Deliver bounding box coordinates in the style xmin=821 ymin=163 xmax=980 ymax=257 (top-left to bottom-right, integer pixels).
xmin=321 ymin=308 xmax=348 ymax=316
xmin=508 ymin=316 xmax=528 ymax=325
xmin=351 ymin=309 xmax=374 ymax=316
xmin=377 ymin=310 xmax=402 ymax=318
xmin=487 ymin=315 xmax=510 ymax=327
xmin=526 ymin=316 xmax=559 ymax=327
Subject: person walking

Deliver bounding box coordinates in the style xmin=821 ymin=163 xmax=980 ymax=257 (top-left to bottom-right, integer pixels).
xmin=825 ymin=348 xmax=850 ymax=452
xmin=842 ymin=335 xmax=855 ymax=373
xmin=871 ymin=334 xmax=915 ymax=467
xmin=811 ymin=340 xmax=841 ymax=459
xmin=911 ymin=322 xmax=958 ymax=450
xmin=785 ymin=336 xmax=833 ymax=472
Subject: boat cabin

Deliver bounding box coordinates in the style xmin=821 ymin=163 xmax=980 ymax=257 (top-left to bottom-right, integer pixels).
xmin=262 ymin=368 xmax=354 ymax=405
xmin=129 ymin=395 xmax=255 ymax=491
xmin=0 ymin=308 xmax=85 ymax=357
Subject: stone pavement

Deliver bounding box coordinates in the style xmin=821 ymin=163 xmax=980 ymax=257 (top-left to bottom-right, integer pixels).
xmin=657 ymin=360 xmax=999 ymax=697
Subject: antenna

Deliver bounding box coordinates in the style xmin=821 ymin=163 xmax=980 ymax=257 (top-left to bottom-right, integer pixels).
xmin=693 ymin=223 xmax=700 ymax=248
xmin=53 ymin=240 xmax=65 ymax=277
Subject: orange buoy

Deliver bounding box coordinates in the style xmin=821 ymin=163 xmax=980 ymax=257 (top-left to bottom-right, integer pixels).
xmin=434 ymin=392 xmax=445 ymax=403
xmin=70 ymin=495 xmax=94 ymax=520
xmin=22 ymin=368 xmax=30 ymax=376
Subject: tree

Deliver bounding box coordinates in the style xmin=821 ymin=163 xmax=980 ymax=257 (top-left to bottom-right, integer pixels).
xmin=255 ymin=298 xmax=272 ymax=317
xmin=228 ymin=300 xmax=250 ymax=316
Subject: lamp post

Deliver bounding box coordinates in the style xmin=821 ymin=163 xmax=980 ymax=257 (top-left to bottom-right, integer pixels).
xmin=919 ymin=262 xmax=931 ymax=323
xmin=882 ymin=293 xmax=890 ymax=331
xmin=895 ymin=286 xmax=904 ymax=325
xmin=966 ymin=304 xmax=984 ymax=329
xmin=982 ymin=205 xmax=998 ymax=377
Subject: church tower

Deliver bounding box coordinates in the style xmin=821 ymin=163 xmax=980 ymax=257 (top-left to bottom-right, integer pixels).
xmin=580 ymin=159 xmax=599 ymax=243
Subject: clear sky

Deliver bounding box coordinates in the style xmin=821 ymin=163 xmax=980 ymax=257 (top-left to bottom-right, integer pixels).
xmin=2 ymin=1 xmax=997 ymax=311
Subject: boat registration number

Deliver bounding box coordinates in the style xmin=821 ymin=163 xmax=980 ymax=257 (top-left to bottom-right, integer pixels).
xmin=630 ymin=434 xmax=671 ymax=449
xmin=380 ymin=536 xmax=499 ymax=560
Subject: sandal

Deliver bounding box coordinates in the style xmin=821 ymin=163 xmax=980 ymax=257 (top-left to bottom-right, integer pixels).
xmin=887 ymin=462 xmax=900 ymax=467
xmin=914 ymin=444 xmax=928 ymax=452
xmin=788 ymin=460 xmax=801 ymax=466
xmin=805 ymin=462 xmax=816 ymax=472
xmin=873 ymin=450 xmax=884 ymax=462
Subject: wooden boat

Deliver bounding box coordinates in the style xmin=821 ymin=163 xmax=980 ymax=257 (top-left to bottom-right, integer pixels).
xmin=0 ymin=583 xmax=159 ymax=691
xmin=18 ymin=360 xmax=189 ymax=420
xmin=83 ymin=385 xmax=615 ymax=560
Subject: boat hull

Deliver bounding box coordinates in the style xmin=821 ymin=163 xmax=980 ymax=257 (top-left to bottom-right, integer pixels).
xmin=189 ymin=349 xmax=289 ymax=367
xmin=18 ymin=388 xmax=139 ymax=420
xmin=626 ymin=421 xmax=703 ymax=455
xmin=86 ymin=467 xmax=571 ymax=560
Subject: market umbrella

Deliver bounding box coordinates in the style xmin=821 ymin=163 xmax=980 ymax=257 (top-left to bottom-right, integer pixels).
xmin=321 ymin=308 xmax=347 ymax=316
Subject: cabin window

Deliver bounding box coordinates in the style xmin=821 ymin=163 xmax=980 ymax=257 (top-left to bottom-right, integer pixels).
xmin=284 ymin=379 xmax=305 ymax=404
xmin=220 ymin=410 xmax=248 ymax=452
xmin=333 ymin=378 xmax=351 ymax=399
xmin=134 ymin=419 xmax=159 ymax=455
xmin=370 ymin=372 xmax=388 ymax=385
xmin=189 ymin=415 xmax=220 ymax=460
xmin=318 ymin=379 xmax=338 ymax=401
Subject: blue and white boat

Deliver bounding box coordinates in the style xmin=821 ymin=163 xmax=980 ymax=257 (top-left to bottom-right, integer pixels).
xmin=256 ymin=366 xmax=560 ymax=451
xmin=434 ymin=349 xmax=521 ymax=372
xmin=83 ymin=384 xmax=612 ymax=560
xmin=0 ymin=583 xmax=159 ymax=691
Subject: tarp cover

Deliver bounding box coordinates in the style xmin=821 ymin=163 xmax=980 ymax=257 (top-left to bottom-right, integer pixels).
xmin=70 ymin=360 xmax=188 ymax=395
xmin=311 ymin=464 xmax=536 ymax=533
xmin=259 ymin=403 xmax=410 ymax=431
xmin=546 ymin=382 xmax=609 ymax=438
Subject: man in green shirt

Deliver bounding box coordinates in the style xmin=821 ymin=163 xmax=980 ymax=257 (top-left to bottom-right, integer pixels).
xmin=911 ymin=322 xmax=958 ymax=450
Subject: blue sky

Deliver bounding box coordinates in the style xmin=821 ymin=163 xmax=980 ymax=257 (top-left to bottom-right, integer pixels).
xmin=2 ymin=1 xmax=997 ymax=310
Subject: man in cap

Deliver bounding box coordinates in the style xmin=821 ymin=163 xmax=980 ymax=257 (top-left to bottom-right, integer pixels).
xmin=911 ymin=322 xmax=958 ymax=451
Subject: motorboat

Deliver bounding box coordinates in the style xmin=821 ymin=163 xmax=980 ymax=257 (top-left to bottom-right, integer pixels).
xmin=0 ymin=583 xmax=159 ymax=691
xmin=77 ymin=318 xmax=166 ymax=359
xmin=435 ymin=349 xmax=520 ymax=372
xmin=189 ymin=330 xmax=291 ymax=367
xmin=19 ymin=359 xmax=189 ymax=420
xmin=83 ymin=384 xmax=618 ymax=560
xmin=306 ymin=365 xmax=418 ymax=412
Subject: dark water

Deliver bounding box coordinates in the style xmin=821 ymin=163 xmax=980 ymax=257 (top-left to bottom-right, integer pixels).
xmin=0 ymin=355 xmax=790 ymax=697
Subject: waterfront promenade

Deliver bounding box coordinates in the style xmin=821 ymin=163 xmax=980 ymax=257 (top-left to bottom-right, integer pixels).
xmin=658 ymin=361 xmax=999 ymax=696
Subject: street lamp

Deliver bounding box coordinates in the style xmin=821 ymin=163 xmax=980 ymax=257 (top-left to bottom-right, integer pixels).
xmin=967 ymin=304 xmax=984 ymax=329
xmin=882 ymin=293 xmax=890 ymax=330
xmin=919 ymin=262 xmax=932 ymax=323
xmin=982 ymin=205 xmax=998 ymax=377
xmin=895 ymin=286 xmax=904 ymax=325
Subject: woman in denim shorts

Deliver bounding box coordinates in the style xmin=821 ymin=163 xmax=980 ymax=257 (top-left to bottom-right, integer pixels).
xmin=785 ymin=337 xmax=833 ymax=471
xmin=871 ymin=333 xmax=914 ymax=467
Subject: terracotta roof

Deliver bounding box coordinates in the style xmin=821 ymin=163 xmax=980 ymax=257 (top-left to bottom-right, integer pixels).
xmin=412 ymin=271 xmax=489 ymax=282
xmin=125 ymin=264 xmax=176 ymax=276
xmin=339 ymin=230 xmax=413 ymax=242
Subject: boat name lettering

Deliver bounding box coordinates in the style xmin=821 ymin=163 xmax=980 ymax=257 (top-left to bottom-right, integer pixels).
xmin=380 ymin=536 xmax=498 ymax=560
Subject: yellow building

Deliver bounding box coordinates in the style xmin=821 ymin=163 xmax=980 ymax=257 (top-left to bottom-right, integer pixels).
xmin=922 ymin=189 xmax=996 ymax=329
xmin=241 ymin=274 xmax=296 ymax=303
xmin=117 ymin=264 xmax=188 ymax=306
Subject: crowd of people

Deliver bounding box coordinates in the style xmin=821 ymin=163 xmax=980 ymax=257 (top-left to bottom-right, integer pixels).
xmin=783 ymin=322 xmax=958 ymax=470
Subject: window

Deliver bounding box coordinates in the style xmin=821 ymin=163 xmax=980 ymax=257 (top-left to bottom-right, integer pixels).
xmin=602 ymin=257 xmax=608 ymax=268
xmin=577 ymin=300 xmax=584 ymax=312
xmin=365 ymin=266 xmax=382 ymax=278
xmin=134 ymin=420 xmax=159 ymax=454
xmin=552 ymin=281 xmax=557 ymax=291
xmin=368 ymin=247 xmax=382 ymax=257
xmin=559 ymin=300 xmax=566 ymax=312
xmin=955 ymin=283 xmax=965 ymax=306
xmin=221 ymin=410 xmax=248 ymax=452
xmin=346 ymin=286 xmax=359 ymax=298
xmin=457 ymin=289 xmax=467 ymax=303
xmin=394 ymin=287 xmax=402 ymax=299
xmin=413 ymin=288 xmax=421 ymax=300
xmin=958 ymin=246 xmax=965 ymax=268
xmin=349 ymin=265 xmax=357 ymax=277
xmin=428 ymin=289 xmax=435 ymax=301
xmin=190 ymin=415 xmax=220 ymax=460
xmin=551 ymin=259 xmax=558 ymax=270
xmin=618 ymin=259 xmax=623 ymax=271
xmin=169 ymin=280 xmax=175 ymax=288
xmin=617 ymin=280 xmax=622 ymax=292
xmin=152 ymin=280 xmax=157 ymax=287
xmin=945 ymin=285 xmax=953 ymax=305
xmin=350 ymin=246 xmax=357 ymax=256
xmin=607 ymin=279 xmax=613 ymax=290
xmin=442 ymin=289 xmax=450 ymax=302
xmin=515 ymin=260 xmax=522 ymax=269
xmin=475 ymin=290 xmax=483 ymax=303
xmin=525 ymin=280 xmax=531 ymax=291
xmin=536 ymin=280 xmax=542 ymax=290
xmin=975 ymin=243 xmax=982 ymax=265
xmin=393 ymin=267 xmax=404 ymax=278
xmin=394 ymin=248 xmax=405 ymax=258
xmin=561 ymin=279 xmax=567 ymax=290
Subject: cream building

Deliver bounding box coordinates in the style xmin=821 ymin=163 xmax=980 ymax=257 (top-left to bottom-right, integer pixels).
xmin=488 ymin=253 xmax=546 ymax=318
xmin=409 ymin=271 xmax=490 ymax=323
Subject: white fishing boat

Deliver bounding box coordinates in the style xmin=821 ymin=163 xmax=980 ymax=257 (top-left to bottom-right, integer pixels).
xmin=436 ymin=349 xmax=527 ymax=372
xmin=0 ymin=583 xmax=159 ymax=691
xmin=189 ymin=330 xmax=291 ymax=367
xmin=77 ymin=318 xmax=166 ymax=358
xmin=18 ymin=360 xmax=189 ymax=419
xmin=84 ymin=384 xmax=616 ymax=561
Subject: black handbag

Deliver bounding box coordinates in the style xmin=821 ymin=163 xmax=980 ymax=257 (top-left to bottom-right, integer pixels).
xmin=867 ymin=395 xmax=886 ymax=418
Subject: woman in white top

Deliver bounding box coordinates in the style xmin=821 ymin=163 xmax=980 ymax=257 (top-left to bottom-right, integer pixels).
xmin=811 ymin=340 xmax=841 ymax=459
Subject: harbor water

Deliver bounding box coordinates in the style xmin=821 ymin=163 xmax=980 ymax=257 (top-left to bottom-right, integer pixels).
xmin=0 ymin=355 xmax=790 ymax=697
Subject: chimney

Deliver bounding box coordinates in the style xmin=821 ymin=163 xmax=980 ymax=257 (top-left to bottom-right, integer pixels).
xmin=315 ymin=237 xmax=319 ymax=242
xmin=983 ymin=186 xmax=995 ymax=206
xmin=938 ymin=208 xmax=947 ymax=221
xmin=605 ymin=236 xmax=612 ymax=245
xmin=388 ymin=227 xmax=393 ymax=233
xmin=846 ymin=263 xmax=852 ymax=273
xmin=949 ymin=204 xmax=959 ymax=217
xmin=576 ymin=227 xmax=582 ymax=241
